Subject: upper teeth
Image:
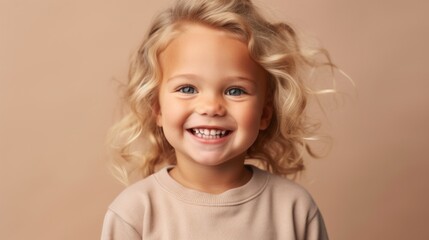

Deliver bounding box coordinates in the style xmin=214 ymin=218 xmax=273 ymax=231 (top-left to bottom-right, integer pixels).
xmin=192 ymin=128 xmax=226 ymax=136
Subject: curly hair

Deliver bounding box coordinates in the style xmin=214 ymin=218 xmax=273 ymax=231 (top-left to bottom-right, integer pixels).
xmin=108 ymin=0 xmax=336 ymax=184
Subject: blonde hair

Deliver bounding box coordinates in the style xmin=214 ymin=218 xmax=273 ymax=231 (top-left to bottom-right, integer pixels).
xmin=109 ymin=0 xmax=337 ymax=184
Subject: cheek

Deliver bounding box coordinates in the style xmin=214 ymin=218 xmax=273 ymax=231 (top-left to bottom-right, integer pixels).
xmin=234 ymin=103 xmax=264 ymax=131
xmin=158 ymin=99 xmax=186 ymax=127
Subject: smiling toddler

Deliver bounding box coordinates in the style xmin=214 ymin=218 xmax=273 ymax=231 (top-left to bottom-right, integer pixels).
xmin=102 ymin=0 xmax=332 ymax=239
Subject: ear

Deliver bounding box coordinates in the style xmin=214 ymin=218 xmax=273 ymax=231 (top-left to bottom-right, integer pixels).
xmin=153 ymin=102 xmax=163 ymax=127
xmin=259 ymin=102 xmax=273 ymax=130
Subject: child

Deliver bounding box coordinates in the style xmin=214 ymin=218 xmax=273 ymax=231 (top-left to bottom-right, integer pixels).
xmin=102 ymin=0 xmax=333 ymax=239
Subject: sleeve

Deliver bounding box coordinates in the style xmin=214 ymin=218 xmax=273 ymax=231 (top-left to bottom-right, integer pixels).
xmin=305 ymin=209 xmax=329 ymax=240
xmin=101 ymin=210 xmax=141 ymax=240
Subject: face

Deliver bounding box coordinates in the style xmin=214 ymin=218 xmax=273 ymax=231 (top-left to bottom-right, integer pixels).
xmin=156 ymin=24 xmax=272 ymax=168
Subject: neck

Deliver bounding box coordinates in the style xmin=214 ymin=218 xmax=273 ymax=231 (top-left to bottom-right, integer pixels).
xmin=169 ymin=161 xmax=252 ymax=194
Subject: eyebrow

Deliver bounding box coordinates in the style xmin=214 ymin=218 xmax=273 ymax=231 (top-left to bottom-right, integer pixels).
xmin=167 ymin=74 xmax=199 ymax=82
xmin=167 ymin=74 xmax=257 ymax=84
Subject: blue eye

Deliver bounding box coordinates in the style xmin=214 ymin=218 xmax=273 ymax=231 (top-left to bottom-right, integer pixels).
xmin=178 ymin=86 xmax=196 ymax=94
xmin=225 ymin=88 xmax=246 ymax=96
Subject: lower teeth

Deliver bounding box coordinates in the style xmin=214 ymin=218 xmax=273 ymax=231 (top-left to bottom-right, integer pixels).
xmin=196 ymin=133 xmax=221 ymax=139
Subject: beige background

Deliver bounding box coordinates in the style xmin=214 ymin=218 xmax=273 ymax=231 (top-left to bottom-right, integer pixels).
xmin=1 ymin=0 xmax=428 ymax=239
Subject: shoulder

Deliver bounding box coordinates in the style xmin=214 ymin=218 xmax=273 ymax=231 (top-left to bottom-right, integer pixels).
xmin=258 ymin=168 xmax=319 ymax=216
xmin=107 ymin=173 xmax=159 ymax=226
xmin=251 ymin=167 xmax=329 ymax=239
xmin=269 ymin=173 xmax=314 ymax=199
xmin=254 ymin=166 xmax=314 ymax=200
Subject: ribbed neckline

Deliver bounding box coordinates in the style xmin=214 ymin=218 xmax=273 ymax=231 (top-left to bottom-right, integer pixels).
xmin=154 ymin=165 xmax=269 ymax=206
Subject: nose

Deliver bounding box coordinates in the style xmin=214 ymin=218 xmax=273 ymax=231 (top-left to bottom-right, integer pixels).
xmin=195 ymin=93 xmax=226 ymax=117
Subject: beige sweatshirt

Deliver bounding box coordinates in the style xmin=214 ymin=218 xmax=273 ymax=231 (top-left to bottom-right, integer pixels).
xmin=101 ymin=166 xmax=328 ymax=240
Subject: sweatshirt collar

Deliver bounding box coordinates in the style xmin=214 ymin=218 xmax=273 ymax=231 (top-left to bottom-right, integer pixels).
xmin=154 ymin=165 xmax=269 ymax=206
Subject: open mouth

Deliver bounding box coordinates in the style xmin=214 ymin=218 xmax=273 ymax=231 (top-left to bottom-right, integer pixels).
xmin=187 ymin=128 xmax=232 ymax=139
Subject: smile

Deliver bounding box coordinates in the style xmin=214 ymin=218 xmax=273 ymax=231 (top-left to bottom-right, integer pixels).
xmin=188 ymin=128 xmax=231 ymax=139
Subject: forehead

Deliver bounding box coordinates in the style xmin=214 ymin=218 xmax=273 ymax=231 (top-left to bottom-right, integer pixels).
xmin=159 ymin=24 xmax=266 ymax=81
